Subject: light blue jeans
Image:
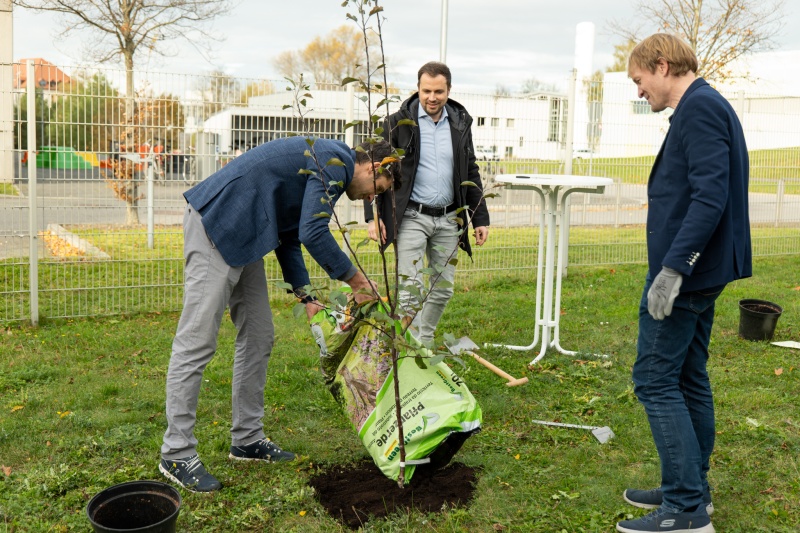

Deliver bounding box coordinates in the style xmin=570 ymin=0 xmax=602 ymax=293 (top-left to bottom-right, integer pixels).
xmin=161 ymin=204 xmax=274 ymax=460
xmin=396 ymin=207 xmax=459 ymax=343
xmin=633 ymin=275 xmax=725 ymax=512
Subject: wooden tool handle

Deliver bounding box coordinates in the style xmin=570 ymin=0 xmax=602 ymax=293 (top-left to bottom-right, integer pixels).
xmin=470 ymin=352 xmax=515 ymax=381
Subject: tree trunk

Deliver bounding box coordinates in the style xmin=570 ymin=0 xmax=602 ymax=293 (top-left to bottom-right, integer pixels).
xmin=124 ymin=52 xmax=139 ymax=225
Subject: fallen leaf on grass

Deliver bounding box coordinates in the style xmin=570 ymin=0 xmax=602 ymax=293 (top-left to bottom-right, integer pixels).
xmin=39 ymin=230 xmax=87 ymax=259
xmin=11 ymin=405 xmax=24 ymax=413
xmin=746 ymin=417 xmax=761 ymax=428
xmin=2 ymin=465 xmax=11 ymax=476
xmin=775 ymin=368 xmax=783 ymax=376
xmin=493 ymin=524 xmax=507 ymax=531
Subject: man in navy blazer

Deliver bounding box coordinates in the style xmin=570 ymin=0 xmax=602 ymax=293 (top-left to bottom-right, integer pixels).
xmin=159 ymin=137 xmax=398 ymax=492
xmin=617 ymin=34 xmax=751 ymax=533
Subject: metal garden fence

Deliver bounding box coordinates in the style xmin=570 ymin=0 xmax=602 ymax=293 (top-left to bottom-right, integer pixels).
xmin=1 ymin=61 xmax=798 ymax=323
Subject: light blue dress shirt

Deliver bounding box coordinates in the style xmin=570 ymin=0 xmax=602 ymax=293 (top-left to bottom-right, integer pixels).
xmin=411 ymin=103 xmax=454 ymax=207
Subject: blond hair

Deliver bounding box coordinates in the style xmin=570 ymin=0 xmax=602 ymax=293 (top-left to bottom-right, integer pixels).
xmin=628 ymin=33 xmax=698 ymax=77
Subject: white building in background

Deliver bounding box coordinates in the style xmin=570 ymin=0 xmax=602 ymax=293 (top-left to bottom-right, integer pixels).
xmin=599 ymin=69 xmax=800 ymax=158
xmin=201 ymin=48 xmax=800 ymax=163
xmin=202 ymin=88 xmax=570 ymax=161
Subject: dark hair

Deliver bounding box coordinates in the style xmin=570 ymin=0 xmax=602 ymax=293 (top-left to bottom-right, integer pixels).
xmin=355 ymin=139 xmax=402 ymax=188
xmin=417 ymin=61 xmax=451 ymax=88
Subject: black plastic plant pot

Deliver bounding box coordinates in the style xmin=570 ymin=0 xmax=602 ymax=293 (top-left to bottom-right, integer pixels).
xmin=738 ymin=299 xmax=783 ymax=341
xmin=86 ymin=480 xmax=181 ymax=533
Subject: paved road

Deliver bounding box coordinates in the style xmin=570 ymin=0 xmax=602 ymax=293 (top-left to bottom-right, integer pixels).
xmin=2 ymin=168 xmax=798 ymax=260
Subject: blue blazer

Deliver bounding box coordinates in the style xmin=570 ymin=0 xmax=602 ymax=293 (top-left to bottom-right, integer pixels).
xmin=183 ymin=137 xmax=357 ymax=290
xmin=647 ymin=78 xmax=752 ymax=292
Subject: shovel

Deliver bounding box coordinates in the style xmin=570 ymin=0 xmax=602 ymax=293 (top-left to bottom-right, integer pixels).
xmin=531 ymin=420 xmax=615 ymax=443
xmin=447 ymin=336 xmax=529 ymax=387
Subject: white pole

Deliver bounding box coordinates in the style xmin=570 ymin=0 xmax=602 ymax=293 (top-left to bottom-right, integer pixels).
xmin=147 ymin=152 xmax=154 ymax=249
xmin=573 ymin=22 xmax=595 ymax=153
xmin=564 ymin=69 xmax=577 ymax=176
xmin=439 ymin=0 xmax=449 ymax=63
xmin=26 ymin=61 xmax=39 ymax=326
xmin=560 ymin=69 xmax=577 ymax=279
xmin=0 ymin=0 xmax=13 ymax=184
xmin=344 ymin=82 xmax=355 ymax=253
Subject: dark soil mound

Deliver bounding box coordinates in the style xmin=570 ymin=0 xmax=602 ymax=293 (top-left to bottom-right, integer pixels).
xmin=308 ymin=459 xmax=478 ymax=529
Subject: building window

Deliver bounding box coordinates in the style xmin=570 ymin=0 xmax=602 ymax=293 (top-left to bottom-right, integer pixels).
xmin=507 ymin=118 xmax=515 ymax=128
xmin=477 ymin=117 xmax=486 ymax=126
xmin=632 ymin=101 xmax=651 ymax=114
xmin=505 ymin=146 xmax=513 ymax=158
xmin=491 ymin=117 xmax=500 ymax=127
xmin=519 ymin=136 xmax=524 ymax=147
xmin=548 ymin=97 xmax=566 ymax=142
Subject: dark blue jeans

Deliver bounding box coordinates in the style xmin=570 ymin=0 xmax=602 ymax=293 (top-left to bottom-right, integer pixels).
xmin=633 ymin=277 xmax=725 ymax=512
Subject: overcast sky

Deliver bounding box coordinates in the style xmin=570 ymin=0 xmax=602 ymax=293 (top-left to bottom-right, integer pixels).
xmin=10 ymin=0 xmax=800 ymax=93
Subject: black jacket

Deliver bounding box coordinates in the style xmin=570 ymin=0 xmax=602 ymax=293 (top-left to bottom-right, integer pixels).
xmin=363 ymin=93 xmax=490 ymax=257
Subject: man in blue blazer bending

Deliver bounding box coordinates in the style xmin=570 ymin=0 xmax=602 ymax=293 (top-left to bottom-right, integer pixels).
xmin=159 ymin=137 xmax=399 ymax=492
xmin=617 ymin=34 xmax=751 ymax=533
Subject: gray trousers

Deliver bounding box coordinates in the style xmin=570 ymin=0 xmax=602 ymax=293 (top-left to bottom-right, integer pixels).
xmin=161 ymin=204 xmax=274 ymax=460
xmin=396 ymin=207 xmax=459 ymax=343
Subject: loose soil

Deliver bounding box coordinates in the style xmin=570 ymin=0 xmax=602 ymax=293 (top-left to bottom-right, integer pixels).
xmin=308 ymin=459 xmax=478 ymax=529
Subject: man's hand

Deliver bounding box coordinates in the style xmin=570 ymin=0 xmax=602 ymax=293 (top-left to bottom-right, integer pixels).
xmin=345 ymin=271 xmax=380 ymax=305
xmin=647 ymin=267 xmax=683 ymax=320
xmin=305 ymin=299 xmax=324 ymax=321
xmin=367 ymin=219 xmax=386 ymax=243
xmin=474 ymin=226 xmax=489 ymax=246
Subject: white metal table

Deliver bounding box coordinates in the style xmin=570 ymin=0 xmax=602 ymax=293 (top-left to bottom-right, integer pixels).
xmin=488 ymin=174 xmax=613 ymax=365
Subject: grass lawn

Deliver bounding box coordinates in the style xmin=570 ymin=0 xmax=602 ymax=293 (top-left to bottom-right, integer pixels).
xmin=1 ymin=256 xmax=798 ymax=532
xmin=484 ymin=145 xmax=800 ymax=194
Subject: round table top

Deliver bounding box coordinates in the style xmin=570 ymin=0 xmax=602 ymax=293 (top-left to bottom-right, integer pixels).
xmin=495 ymin=173 xmax=613 ymax=187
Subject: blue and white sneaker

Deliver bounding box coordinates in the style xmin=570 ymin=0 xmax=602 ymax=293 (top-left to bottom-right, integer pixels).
xmin=624 ymin=488 xmax=714 ymax=516
xmin=229 ymin=438 xmax=295 ymax=462
xmin=617 ymin=506 xmax=714 ymax=533
xmin=159 ymin=454 xmax=221 ymax=492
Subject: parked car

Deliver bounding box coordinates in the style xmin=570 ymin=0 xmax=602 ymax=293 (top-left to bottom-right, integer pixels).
xmin=474 ymin=147 xmax=499 ymax=161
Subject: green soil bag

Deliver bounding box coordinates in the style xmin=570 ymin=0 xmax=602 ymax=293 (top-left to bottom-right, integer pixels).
xmin=310 ymin=306 xmax=482 ymax=482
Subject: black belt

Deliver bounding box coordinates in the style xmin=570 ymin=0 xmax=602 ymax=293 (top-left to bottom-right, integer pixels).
xmin=407 ymin=200 xmax=455 ymax=217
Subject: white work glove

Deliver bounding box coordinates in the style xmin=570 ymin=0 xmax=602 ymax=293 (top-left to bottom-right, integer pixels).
xmin=647 ymin=267 xmax=683 ymax=320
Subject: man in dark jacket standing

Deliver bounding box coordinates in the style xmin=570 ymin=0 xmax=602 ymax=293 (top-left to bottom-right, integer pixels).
xmin=617 ymin=34 xmax=751 ymax=533
xmin=365 ymin=61 xmax=490 ymax=343
xmin=159 ymin=137 xmax=397 ymax=492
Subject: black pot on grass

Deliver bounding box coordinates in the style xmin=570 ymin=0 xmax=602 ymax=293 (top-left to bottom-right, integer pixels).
xmin=738 ymin=299 xmax=783 ymax=341
xmin=86 ymin=480 xmax=181 ymax=533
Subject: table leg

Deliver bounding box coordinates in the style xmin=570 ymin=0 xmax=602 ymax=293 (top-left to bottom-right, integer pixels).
xmin=550 ymin=187 xmax=609 ymax=359
xmin=531 ymin=187 xmax=559 ymax=364
xmin=551 ymin=189 xmax=576 ymax=356
xmin=485 ymin=188 xmax=546 ymax=354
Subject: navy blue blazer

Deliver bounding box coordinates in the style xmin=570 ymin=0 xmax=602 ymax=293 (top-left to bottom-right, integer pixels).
xmin=647 ymin=78 xmax=752 ymax=292
xmin=183 ymin=137 xmax=357 ymax=290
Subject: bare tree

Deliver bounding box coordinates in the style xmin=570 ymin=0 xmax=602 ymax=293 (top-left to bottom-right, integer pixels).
xmin=13 ymin=0 xmax=235 ymax=139
xmin=195 ymin=69 xmax=242 ymax=120
xmin=13 ymin=0 xmax=234 ymax=224
xmin=272 ymin=24 xmax=383 ymax=84
xmin=608 ymin=0 xmax=786 ymax=82
xmin=520 ymin=77 xmax=560 ymax=94
xmin=494 ymin=84 xmax=512 ymax=97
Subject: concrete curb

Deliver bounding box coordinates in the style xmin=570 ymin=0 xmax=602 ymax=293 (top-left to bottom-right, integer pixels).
xmin=46 ymin=223 xmax=111 ymax=260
